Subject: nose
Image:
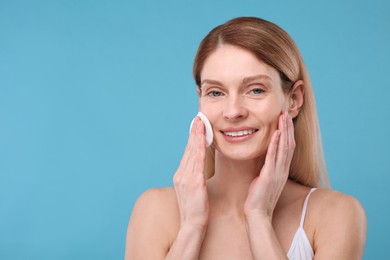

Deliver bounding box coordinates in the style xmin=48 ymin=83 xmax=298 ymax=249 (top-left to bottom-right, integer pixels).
xmin=223 ymin=95 xmax=248 ymax=120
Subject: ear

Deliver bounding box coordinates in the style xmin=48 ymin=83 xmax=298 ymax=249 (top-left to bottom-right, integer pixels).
xmin=197 ymin=86 xmax=201 ymax=97
xmin=288 ymin=80 xmax=304 ymax=118
xmin=197 ymin=86 xmax=203 ymax=110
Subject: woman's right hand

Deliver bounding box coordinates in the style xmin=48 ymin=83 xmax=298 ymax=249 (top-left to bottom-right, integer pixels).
xmin=173 ymin=116 xmax=209 ymax=230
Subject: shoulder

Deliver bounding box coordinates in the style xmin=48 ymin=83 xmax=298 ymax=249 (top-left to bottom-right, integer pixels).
xmin=125 ymin=187 xmax=179 ymax=259
xmin=133 ymin=187 xmax=178 ymax=213
xmin=309 ymin=188 xmax=366 ymax=225
xmin=129 ymin=187 xmax=179 ymax=232
xmin=309 ymin=188 xmax=367 ymax=259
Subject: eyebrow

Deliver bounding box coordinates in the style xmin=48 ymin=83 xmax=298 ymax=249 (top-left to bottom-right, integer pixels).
xmin=242 ymin=74 xmax=273 ymax=84
xmin=200 ymin=74 xmax=273 ymax=87
xmin=200 ymin=79 xmax=222 ymax=87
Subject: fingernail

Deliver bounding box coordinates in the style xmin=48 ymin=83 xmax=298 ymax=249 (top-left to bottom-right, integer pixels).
xmin=197 ymin=117 xmax=202 ymax=129
xmin=276 ymin=130 xmax=281 ymax=141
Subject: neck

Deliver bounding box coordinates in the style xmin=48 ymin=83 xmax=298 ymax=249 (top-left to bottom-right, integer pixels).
xmin=207 ymin=150 xmax=265 ymax=214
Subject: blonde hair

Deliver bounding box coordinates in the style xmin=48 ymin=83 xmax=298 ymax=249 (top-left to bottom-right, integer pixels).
xmin=193 ymin=17 xmax=329 ymax=188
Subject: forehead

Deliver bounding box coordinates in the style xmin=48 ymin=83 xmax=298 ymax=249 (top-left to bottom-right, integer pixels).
xmin=200 ymin=44 xmax=280 ymax=85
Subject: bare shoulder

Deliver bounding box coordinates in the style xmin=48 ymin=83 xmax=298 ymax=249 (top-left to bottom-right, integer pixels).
xmin=309 ymin=188 xmax=367 ymax=259
xmin=310 ymin=188 xmax=366 ymax=225
xmin=133 ymin=187 xmax=178 ymax=214
xmin=125 ymin=187 xmax=179 ymax=260
xmin=309 ymin=188 xmax=365 ymax=213
xmin=129 ymin=186 xmax=179 ymax=232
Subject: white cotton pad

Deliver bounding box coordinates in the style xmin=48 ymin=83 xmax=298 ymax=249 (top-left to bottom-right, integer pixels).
xmin=190 ymin=112 xmax=213 ymax=147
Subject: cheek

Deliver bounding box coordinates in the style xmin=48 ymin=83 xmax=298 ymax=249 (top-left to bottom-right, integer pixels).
xmin=259 ymin=113 xmax=281 ymax=150
xmin=255 ymin=102 xmax=282 ymax=126
xmin=263 ymin=96 xmax=286 ymax=125
xmin=270 ymin=110 xmax=282 ymax=128
xmin=261 ymin=115 xmax=280 ymax=141
xmin=199 ymin=100 xmax=220 ymax=123
xmin=198 ymin=108 xmax=215 ymax=132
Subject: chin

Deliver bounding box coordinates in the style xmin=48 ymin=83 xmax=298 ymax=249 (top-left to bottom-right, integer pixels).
xmin=215 ymin=144 xmax=267 ymax=162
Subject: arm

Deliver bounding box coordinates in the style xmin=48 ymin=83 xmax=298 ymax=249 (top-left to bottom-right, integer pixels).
xmin=166 ymin=117 xmax=209 ymax=259
xmin=244 ymin=112 xmax=293 ymax=259
xmin=165 ymin=225 xmax=206 ymax=260
xmin=313 ymin=192 xmax=367 ymax=259
xmin=245 ymin=217 xmax=287 ymax=260
xmin=124 ymin=186 xmax=208 ymax=260
xmin=125 ymin=117 xmax=209 ymax=260
xmin=125 ymin=188 xmax=174 ymax=260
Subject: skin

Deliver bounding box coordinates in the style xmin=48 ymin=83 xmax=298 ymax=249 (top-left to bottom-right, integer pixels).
xmin=125 ymin=45 xmax=367 ymax=259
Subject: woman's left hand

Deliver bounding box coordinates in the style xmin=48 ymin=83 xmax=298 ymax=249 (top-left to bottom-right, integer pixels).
xmin=244 ymin=111 xmax=296 ymax=221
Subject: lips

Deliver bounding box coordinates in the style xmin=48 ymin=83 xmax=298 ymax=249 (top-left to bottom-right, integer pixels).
xmin=222 ymin=129 xmax=258 ymax=137
xmin=220 ymin=127 xmax=259 ymax=140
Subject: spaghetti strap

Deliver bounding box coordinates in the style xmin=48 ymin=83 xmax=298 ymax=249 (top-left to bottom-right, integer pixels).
xmin=287 ymin=188 xmax=317 ymax=259
xmin=299 ymin=188 xmax=317 ymax=227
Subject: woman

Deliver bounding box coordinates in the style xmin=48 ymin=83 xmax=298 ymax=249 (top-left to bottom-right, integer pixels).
xmin=125 ymin=17 xmax=367 ymax=259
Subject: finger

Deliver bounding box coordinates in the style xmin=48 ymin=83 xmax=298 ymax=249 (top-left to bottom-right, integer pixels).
xmin=180 ymin=117 xmax=201 ymax=170
xmin=276 ymin=112 xmax=288 ymax=168
xmin=264 ymin=129 xmax=281 ymax=168
xmin=196 ymin=117 xmax=206 ymax=149
xmin=194 ymin=119 xmax=206 ymax=176
xmin=286 ymin=113 xmax=296 ymax=166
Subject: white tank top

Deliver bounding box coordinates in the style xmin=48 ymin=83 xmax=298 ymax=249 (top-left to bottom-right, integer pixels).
xmin=286 ymin=188 xmax=317 ymax=260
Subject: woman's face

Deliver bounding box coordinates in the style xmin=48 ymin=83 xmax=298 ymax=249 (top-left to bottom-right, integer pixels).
xmin=199 ymin=44 xmax=289 ymax=161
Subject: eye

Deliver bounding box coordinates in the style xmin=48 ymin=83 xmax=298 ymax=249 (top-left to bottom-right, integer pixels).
xmin=207 ymin=90 xmax=223 ymax=97
xmin=249 ymin=88 xmax=264 ymax=95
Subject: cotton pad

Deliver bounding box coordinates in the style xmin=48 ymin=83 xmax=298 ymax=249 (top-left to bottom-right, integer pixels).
xmin=190 ymin=112 xmax=213 ymax=147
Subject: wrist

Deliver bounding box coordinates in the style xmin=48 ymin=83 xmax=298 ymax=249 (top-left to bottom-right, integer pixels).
xmin=244 ymin=210 xmax=273 ymax=223
xmin=245 ymin=214 xmax=273 ymax=229
xmin=179 ymin=223 xmax=208 ymax=236
xmin=166 ymin=224 xmax=207 ymax=260
xmin=180 ymin=215 xmax=209 ymax=231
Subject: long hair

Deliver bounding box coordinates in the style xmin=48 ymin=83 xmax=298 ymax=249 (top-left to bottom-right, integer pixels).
xmin=193 ymin=17 xmax=329 ymax=188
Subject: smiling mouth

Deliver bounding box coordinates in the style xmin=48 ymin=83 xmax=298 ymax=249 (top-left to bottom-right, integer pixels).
xmin=221 ymin=129 xmax=259 ymax=137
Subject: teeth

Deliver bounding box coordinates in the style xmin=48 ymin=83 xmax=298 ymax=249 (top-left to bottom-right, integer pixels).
xmin=224 ymin=130 xmax=256 ymax=137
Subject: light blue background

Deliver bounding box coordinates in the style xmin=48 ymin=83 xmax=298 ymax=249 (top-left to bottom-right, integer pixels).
xmin=1 ymin=0 xmax=388 ymax=259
